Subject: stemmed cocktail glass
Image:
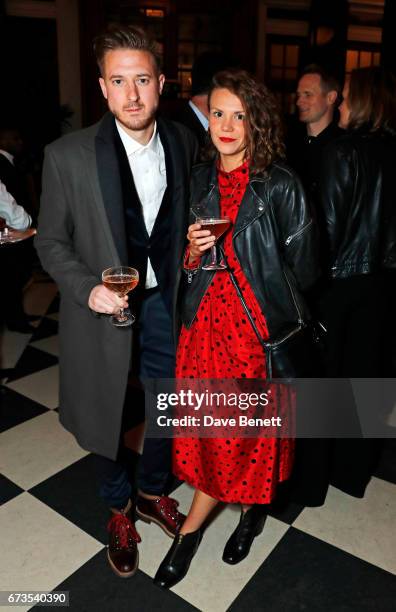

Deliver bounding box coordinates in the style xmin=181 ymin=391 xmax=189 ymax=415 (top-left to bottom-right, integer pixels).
xmin=195 ymin=216 xmax=231 ymax=270
xmin=102 ymin=266 xmax=139 ymax=327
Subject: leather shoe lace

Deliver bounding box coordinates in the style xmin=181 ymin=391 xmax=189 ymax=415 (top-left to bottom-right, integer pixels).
xmin=136 ymin=495 xmax=185 ymax=538
xmin=107 ymin=505 xmax=141 ymax=578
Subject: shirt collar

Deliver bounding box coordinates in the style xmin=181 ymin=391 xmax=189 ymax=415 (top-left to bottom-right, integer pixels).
xmin=0 ymin=150 xmax=14 ymax=165
xmin=115 ymin=119 xmax=160 ymax=157
xmin=306 ymin=121 xmax=342 ymax=143
xmin=189 ymin=100 xmax=209 ymax=131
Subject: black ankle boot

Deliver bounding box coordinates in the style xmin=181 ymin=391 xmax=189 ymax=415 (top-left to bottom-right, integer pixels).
xmin=153 ymin=529 xmax=202 ymax=589
xmin=222 ymin=506 xmax=266 ymax=565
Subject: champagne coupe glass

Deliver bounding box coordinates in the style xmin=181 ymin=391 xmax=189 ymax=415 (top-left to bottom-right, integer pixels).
xmin=102 ymin=266 xmax=139 ymax=327
xmin=196 ymin=216 xmax=231 ymax=270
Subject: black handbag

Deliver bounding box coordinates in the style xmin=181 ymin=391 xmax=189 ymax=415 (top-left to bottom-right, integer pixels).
xmin=227 ymin=268 xmax=324 ymax=379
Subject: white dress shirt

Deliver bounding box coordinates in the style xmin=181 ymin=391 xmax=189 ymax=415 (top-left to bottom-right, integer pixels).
xmin=0 ymin=180 xmax=31 ymax=230
xmin=189 ymin=100 xmax=209 ymax=131
xmin=115 ymin=120 xmax=166 ymax=289
xmin=0 ymin=149 xmax=15 ymax=165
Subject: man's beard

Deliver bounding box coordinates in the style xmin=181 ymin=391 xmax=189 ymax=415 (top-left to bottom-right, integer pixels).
xmin=113 ymin=104 xmax=157 ymax=133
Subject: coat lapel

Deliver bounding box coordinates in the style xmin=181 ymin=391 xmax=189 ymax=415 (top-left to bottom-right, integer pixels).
xmin=152 ymin=118 xmax=185 ymax=239
xmin=93 ymin=113 xmax=128 ymax=264
xmin=150 ymin=118 xmax=192 ymax=319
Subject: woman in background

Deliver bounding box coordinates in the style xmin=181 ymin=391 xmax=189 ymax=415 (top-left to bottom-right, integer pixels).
xmin=313 ymin=66 xmax=396 ymax=500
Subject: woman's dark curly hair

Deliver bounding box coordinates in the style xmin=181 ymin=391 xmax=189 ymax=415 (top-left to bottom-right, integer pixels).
xmin=204 ymin=69 xmax=285 ymax=174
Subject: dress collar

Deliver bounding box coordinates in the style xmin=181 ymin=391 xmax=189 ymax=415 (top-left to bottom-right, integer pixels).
xmin=217 ymin=159 xmax=249 ymax=183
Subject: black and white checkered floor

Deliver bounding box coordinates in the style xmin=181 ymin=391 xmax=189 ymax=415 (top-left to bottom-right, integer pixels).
xmin=1 ymin=276 xmax=396 ymax=611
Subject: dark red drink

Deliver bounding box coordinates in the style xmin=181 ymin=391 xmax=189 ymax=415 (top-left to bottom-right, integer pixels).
xmin=198 ymin=218 xmax=231 ymax=240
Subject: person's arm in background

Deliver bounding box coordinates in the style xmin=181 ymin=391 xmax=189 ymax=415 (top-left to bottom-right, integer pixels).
xmin=0 ymin=180 xmax=31 ymax=230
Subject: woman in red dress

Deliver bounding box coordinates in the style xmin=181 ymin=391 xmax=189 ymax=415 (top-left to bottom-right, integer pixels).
xmin=154 ymin=69 xmax=319 ymax=588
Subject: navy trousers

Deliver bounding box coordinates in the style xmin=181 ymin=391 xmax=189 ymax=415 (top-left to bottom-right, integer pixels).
xmin=95 ymin=290 xmax=175 ymax=509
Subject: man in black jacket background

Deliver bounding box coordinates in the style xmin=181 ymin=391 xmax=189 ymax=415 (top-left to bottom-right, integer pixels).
xmin=287 ymin=64 xmax=344 ymax=215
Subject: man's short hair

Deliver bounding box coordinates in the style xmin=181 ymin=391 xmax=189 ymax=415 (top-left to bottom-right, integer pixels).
xmin=93 ymin=24 xmax=161 ymax=75
xmin=300 ymin=63 xmax=341 ymax=100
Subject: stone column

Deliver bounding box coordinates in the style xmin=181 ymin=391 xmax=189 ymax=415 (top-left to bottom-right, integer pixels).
xmin=55 ymin=0 xmax=82 ymax=131
xmin=256 ymin=0 xmax=267 ymax=82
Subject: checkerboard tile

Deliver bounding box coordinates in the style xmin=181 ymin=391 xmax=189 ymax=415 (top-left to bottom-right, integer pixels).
xmin=0 ymin=279 xmax=395 ymax=611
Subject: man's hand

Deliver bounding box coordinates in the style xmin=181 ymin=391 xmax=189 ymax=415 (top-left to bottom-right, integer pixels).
xmin=88 ymin=284 xmax=128 ymax=314
xmin=187 ymin=223 xmax=215 ymax=262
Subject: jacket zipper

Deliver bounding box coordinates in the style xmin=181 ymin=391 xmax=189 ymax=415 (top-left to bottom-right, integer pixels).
xmin=282 ymin=267 xmax=304 ymax=325
xmin=285 ymin=219 xmax=313 ymax=246
xmin=266 ymin=323 xmax=303 ymax=348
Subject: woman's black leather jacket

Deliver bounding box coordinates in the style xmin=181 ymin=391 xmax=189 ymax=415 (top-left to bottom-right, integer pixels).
xmin=181 ymin=160 xmax=321 ymax=343
xmin=319 ymin=129 xmax=396 ymax=278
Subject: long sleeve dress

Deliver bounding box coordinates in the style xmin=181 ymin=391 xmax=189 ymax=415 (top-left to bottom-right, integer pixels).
xmin=173 ymin=161 xmax=294 ymax=504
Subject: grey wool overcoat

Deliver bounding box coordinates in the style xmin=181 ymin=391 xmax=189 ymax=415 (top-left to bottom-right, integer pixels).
xmin=35 ymin=113 xmax=198 ymax=459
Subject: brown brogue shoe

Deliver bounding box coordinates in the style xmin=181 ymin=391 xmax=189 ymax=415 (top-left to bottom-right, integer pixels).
xmin=136 ymin=495 xmax=186 ymax=538
xmin=107 ymin=502 xmax=141 ymax=578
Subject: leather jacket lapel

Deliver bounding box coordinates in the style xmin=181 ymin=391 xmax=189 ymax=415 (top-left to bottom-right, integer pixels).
xmin=233 ymin=179 xmax=269 ymax=236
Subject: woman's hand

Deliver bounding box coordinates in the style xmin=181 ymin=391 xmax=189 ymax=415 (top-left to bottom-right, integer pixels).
xmin=187 ymin=223 xmax=215 ymax=262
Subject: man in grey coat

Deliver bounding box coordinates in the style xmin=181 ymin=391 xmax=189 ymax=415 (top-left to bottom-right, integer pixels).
xmin=35 ymin=25 xmax=198 ymax=578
